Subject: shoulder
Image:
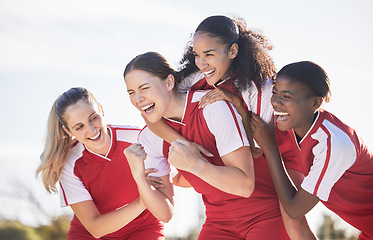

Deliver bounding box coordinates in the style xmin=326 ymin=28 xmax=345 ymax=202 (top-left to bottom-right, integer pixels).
xmin=138 ymin=126 xmax=164 ymax=148
xmin=178 ymin=71 xmax=205 ymax=91
xmin=109 ymin=124 xmax=140 ymax=144
xmin=66 ymin=142 xmax=85 ymax=166
xmin=184 ymin=71 xmax=204 ymax=84
xmin=308 ymin=112 xmax=357 ymax=167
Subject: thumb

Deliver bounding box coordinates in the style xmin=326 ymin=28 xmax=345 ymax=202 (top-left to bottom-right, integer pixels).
xmin=195 ymin=144 xmax=214 ymax=157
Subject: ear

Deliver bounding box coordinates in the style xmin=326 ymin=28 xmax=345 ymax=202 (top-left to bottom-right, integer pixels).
xmin=166 ymin=74 xmax=176 ymax=91
xmin=229 ymin=43 xmax=239 ymax=59
xmin=311 ymin=96 xmax=323 ymax=111
xmin=62 ymin=125 xmax=72 ymax=137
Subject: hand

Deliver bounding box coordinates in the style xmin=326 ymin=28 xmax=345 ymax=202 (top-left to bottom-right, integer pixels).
xmin=250 ymin=113 xmax=277 ymax=151
xmin=145 ymin=168 xmax=164 ymax=189
xmin=168 ymin=139 xmax=206 ymax=173
xmin=124 ymin=143 xmax=147 ymax=179
xmin=191 ymin=142 xmax=213 ymax=157
xmin=250 ymin=146 xmax=264 ymax=159
xmin=199 ymin=88 xmax=237 ymax=109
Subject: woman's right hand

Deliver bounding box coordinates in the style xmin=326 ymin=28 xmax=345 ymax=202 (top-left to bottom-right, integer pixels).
xmin=124 ymin=143 xmax=147 ymax=180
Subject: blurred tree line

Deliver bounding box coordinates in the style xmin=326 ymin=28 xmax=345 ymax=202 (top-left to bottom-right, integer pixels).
xmin=0 ymin=214 xmax=361 ymax=240
xmin=0 ymin=216 xmax=70 ymax=240
xmin=0 ymin=179 xmax=360 ymax=240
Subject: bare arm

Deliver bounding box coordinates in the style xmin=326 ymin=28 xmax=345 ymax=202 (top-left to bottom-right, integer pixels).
xmin=168 ymin=139 xmax=255 ymax=197
xmin=280 ymin=169 xmax=317 ymax=240
xmin=125 ymin=143 xmax=174 ymax=223
xmin=143 ymin=114 xmax=184 ymax=144
xmin=250 ymin=113 xmax=319 ymax=218
xmin=70 ymin=199 xmax=145 ymax=239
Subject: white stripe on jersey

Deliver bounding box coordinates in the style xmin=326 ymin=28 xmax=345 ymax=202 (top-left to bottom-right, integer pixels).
xmin=115 ymin=125 xmax=141 ymax=143
xmin=301 ymin=119 xmax=357 ymax=201
xmin=189 ymin=91 xmax=249 ymax=157
xmin=138 ymin=127 xmax=171 ymax=177
xmin=59 ymin=142 xmax=92 ymax=207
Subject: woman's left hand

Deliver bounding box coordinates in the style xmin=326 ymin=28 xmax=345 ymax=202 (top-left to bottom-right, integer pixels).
xmin=199 ymin=87 xmax=237 ymax=109
xmin=168 ymin=139 xmax=207 ymax=173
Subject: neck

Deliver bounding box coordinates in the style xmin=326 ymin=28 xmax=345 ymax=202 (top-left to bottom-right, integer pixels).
xmin=164 ymin=91 xmax=187 ymax=122
xmin=294 ymin=111 xmax=319 ymax=142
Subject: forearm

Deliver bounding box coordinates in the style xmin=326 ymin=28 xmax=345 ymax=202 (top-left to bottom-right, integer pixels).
xmin=134 ymin=175 xmax=174 ymax=223
xmin=143 ymin=114 xmax=185 ymax=143
xmin=261 ymin=144 xmax=299 ymax=210
xmin=74 ymin=199 xmax=145 ymax=238
xmin=280 ymin=203 xmax=316 ymax=240
xmin=192 ymin=159 xmax=254 ymax=197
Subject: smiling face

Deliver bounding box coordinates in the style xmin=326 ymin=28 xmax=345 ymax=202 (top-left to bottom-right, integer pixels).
xmin=271 ymin=76 xmax=322 ymax=139
xmin=63 ymin=100 xmax=110 ymax=155
xmin=192 ymin=32 xmax=237 ymax=85
xmin=125 ymin=69 xmax=173 ymax=123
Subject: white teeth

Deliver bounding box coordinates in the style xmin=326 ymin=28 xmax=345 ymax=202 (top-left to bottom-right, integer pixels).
xmin=90 ymin=131 xmax=100 ymax=140
xmin=141 ymin=103 xmax=154 ymax=111
xmin=274 ymin=111 xmax=289 ymax=116
xmin=203 ymin=69 xmax=215 ymax=75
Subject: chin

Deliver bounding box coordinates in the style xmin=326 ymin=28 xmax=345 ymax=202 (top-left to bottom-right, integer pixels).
xmin=277 ymin=123 xmax=289 ymax=132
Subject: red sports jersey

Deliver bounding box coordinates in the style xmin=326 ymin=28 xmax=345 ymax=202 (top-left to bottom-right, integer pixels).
xmin=140 ymin=91 xmax=292 ymax=239
xmin=59 ymin=125 xmax=169 ymax=239
xmin=287 ymin=109 xmax=373 ymax=239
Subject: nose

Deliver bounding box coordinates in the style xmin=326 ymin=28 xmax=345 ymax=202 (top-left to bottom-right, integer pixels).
xmin=195 ymin=56 xmax=207 ymax=70
xmin=88 ymin=123 xmax=96 ymax=134
xmin=135 ymin=92 xmax=144 ymax=102
xmin=271 ymin=94 xmax=281 ymax=107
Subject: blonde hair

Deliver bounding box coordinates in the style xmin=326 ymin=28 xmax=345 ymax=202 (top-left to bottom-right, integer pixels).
xmin=36 ymin=87 xmax=98 ymax=193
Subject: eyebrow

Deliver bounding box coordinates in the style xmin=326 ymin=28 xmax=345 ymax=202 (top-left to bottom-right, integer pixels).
xmin=203 ymin=49 xmax=216 ymax=54
xmin=192 ymin=49 xmax=216 ymax=54
xmin=273 ymin=86 xmax=295 ymax=96
xmin=127 ymin=83 xmax=149 ymax=92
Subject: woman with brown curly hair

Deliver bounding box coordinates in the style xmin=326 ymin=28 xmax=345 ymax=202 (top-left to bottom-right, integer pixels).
xmin=144 ymin=15 xmax=316 ymax=239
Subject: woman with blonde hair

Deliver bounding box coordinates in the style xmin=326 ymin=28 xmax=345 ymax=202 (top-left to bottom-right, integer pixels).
xmin=36 ymin=87 xmax=174 ymax=239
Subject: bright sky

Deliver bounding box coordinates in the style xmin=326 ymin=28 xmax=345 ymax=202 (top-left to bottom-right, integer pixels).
xmin=0 ymin=0 xmax=372 ymax=237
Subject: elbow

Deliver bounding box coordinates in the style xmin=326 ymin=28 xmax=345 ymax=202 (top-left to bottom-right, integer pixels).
xmin=289 ymin=212 xmax=303 ymax=220
xmin=160 ymin=212 xmax=173 ymax=223
xmin=89 ymin=229 xmax=105 ymax=239
xmin=239 ymin=178 xmax=255 ymax=198
xmin=158 ymin=209 xmax=174 ymax=223
xmin=86 ymin=223 xmax=110 ymax=239
xmin=286 ymin=208 xmax=304 ymax=219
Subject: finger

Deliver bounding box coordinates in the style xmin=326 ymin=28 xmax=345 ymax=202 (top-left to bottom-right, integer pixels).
xmin=147 ymin=176 xmax=164 ymax=184
xmin=174 ymin=139 xmax=190 ymax=147
xmin=195 ymin=144 xmax=214 ymax=157
xmin=144 ymin=168 xmax=158 ymax=175
xmin=270 ymin=114 xmax=276 ymax=127
xmin=150 ymin=181 xmax=164 ymax=188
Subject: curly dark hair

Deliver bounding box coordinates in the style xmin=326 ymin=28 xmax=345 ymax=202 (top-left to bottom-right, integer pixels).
xmin=179 ymin=15 xmax=276 ymax=90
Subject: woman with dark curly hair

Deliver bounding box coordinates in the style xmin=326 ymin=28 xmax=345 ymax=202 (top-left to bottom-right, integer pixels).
xmin=142 ymin=15 xmax=316 ymax=239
